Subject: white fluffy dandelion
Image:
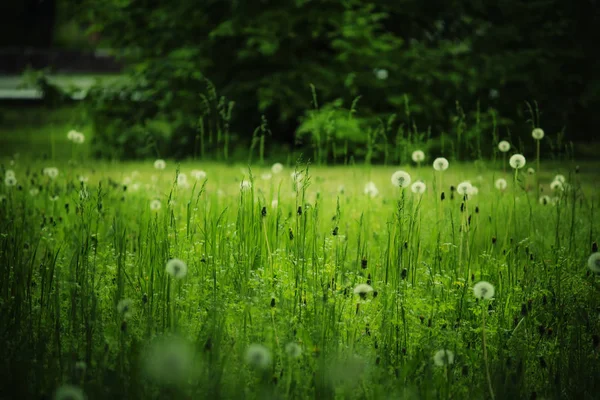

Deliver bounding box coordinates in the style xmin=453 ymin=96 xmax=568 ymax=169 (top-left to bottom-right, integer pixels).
xmin=5 ymin=169 xmax=15 ymax=178
xmin=550 ymin=180 xmax=564 ymax=191
xmin=150 ymin=199 xmax=161 ymax=211
xmin=271 ymin=199 xmax=279 ymax=209
xmin=245 ymin=344 xmax=272 ymax=369
xmin=532 ymin=128 xmax=545 ymax=140
xmin=54 ymin=384 xmax=85 ymax=400
xmin=364 ymin=182 xmax=379 ymax=198
xmin=271 ymin=163 xmax=284 ymax=174
xmin=285 ymin=342 xmax=303 ymax=358
xmin=166 ymin=258 xmax=187 ymax=279
xmin=539 ymin=195 xmax=551 ymax=206
xmin=509 ymin=154 xmax=526 ymax=169
xmin=72 ymin=132 xmax=85 ymax=144
xmin=261 ymin=173 xmax=272 ymax=181
xmin=391 ymin=170 xmax=412 ymax=188
xmin=374 ymin=68 xmax=389 ymax=80
xmin=240 ymin=180 xmax=252 ymax=190
xmin=143 ymin=337 xmax=194 ymax=386
xmin=495 ymin=178 xmax=507 ymax=191
xmin=29 ymin=187 xmax=39 ymax=196
xmin=553 ymin=174 xmax=566 ymax=184
xmin=473 ymin=281 xmax=495 ymax=300
xmin=467 ymin=186 xmax=479 ymax=196
xmin=43 ymin=167 xmax=59 ymax=179
xmin=4 ymin=175 xmax=17 ymax=187
xmin=527 ymin=167 xmax=535 ymax=175
xmin=412 ymin=150 xmax=425 ymax=163
xmin=498 ymin=141 xmax=510 ymax=153
xmin=154 ymin=159 xmax=166 ymax=170
xmin=587 ymin=253 xmax=600 ymax=273
xmin=411 ymin=181 xmax=426 ymax=194
xmin=456 ymin=181 xmax=473 ymax=196
xmin=353 ymin=283 xmax=374 ymax=300
xmin=433 ymin=157 xmax=449 ymax=171
xmin=433 ymin=349 xmax=455 ymax=367
xmin=191 ymin=169 xmax=207 ymax=180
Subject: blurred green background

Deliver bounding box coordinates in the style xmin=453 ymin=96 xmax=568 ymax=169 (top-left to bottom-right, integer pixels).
xmin=1 ymin=0 xmax=598 ymax=162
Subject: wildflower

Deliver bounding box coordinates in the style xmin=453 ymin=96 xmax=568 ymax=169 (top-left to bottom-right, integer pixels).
xmin=240 ymin=180 xmax=252 ymax=190
xmin=539 ymin=195 xmax=551 ymax=205
xmin=191 ymin=169 xmax=207 ymax=180
xmin=527 ymin=167 xmax=535 ymax=175
xmin=553 ymin=174 xmax=566 ymax=184
xmin=411 ymin=181 xmax=426 ymax=194
xmin=245 ymin=344 xmax=272 ymax=369
xmin=391 ymin=170 xmax=412 ymax=188
xmin=271 ymin=199 xmax=279 ymax=209
xmin=54 ymin=384 xmax=85 ymax=400
xmin=550 ymin=180 xmax=563 ymax=191
xmin=473 ymin=281 xmax=495 ymax=300
xmin=143 ymin=337 xmax=194 ymax=386
xmin=364 ymin=182 xmax=379 ymax=198
xmin=456 ymin=181 xmax=472 ymax=196
xmin=271 ymin=163 xmax=284 ymax=174
xmin=374 ymin=68 xmax=388 ymax=80
xmin=29 ymin=187 xmax=39 ymax=196
xmin=433 ymin=157 xmax=449 ymax=171
xmin=532 ymin=128 xmax=544 ymax=140
xmin=495 ymin=178 xmax=507 ymax=191
xmin=433 ymin=349 xmax=455 ymax=367
xmin=261 ymin=173 xmax=272 ymax=180
xmin=4 ymin=175 xmax=17 ymax=187
xmin=353 ymin=283 xmax=374 ymax=300
xmin=166 ymin=258 xmax=187 ymax=279
xmin=498 ymin=141 xmax=510 ymax=153
xmin=285 ymin=342 xmax=303 ymax=358
xmin=587 ymin=253 xmax=600 ymax=273
xmin=509 ymin=154 xmax=526 ymax=169
xmin=117 ymin=299 xmax=134 ymax=319
xmin=150 ymin=199 xmax=161 ymax=211
xmin=43 ymin=167 xmax=59 ymax=179
xmin=154 ymin=159 xmax=166 ymax=170
xmin=412 ymin=150 xmax=425 ymax=163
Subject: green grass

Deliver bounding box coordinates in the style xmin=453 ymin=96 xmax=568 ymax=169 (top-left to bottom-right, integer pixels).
xmin=1 ymin=146 xmax=599 ymax=399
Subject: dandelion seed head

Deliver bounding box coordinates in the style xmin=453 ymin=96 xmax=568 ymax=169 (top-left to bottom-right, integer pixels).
xmin=495 ymin=178 xmax=507 ymax=191
xmin=166 ymin=258 xmax=187 ymax=279
xmin=154 ymin=159 xmax=166 ymax=170
xmin=240 ymin=180 xmax=252 ymax=190
xmin=54 ymin=384 xmax=85 ymax=400
xmin=498 ymin=141 xmax=510 ymax=153
xmin=117 ymin=299 xmax=134 ymax=319
xmin=473 ymin=281 xmax=495 ymax=300
xmin=433 ymin=157 xmax=449 ymax=171
xmin=177 ymin=173 xmax=188 ymax=187
xmin=391 ymin=170 xmax=412 ymax=188
xmin=411 ymin=181 xmax=426 ymax=194
xmin=433 ymin=349 xmax=455 ymax=367
xmin=43 ymin=167 xmax=59 ymax=179
xmin=150 ymin=199 xmax=161 ymax=211
xmin=337 ymin=184 xmax=345 ymax=194
xmin=5 ymin=169 xmax=15 ymax=178
xmin=527 ymin=167 xmax=535 ymax=175
xmin=456 ymin=181 xmax=472 ymax=195
xmin=271 ymin=199 xmax=279 ymax=209
xmin=467 ymin=186 xmax=479 ymax=196
xmin=532 ymin=128 xmax=545 ymax=140
xmin=72 ymin=132 xmax=85 ymax=144
xmin=539 ymin=195 xmax=551 ymax=206
xmin=412 ymin=150 xmax=425 ymax=163
xmin=509 ymin=154 xmax=526 ymax=169
xmin=353 ymin=283 xmax=374 ymax=300
xmin=364 ymin=182 xmax=379 ymax=198
xmin=29 ymin=187 xmax=39 ymax=196
xmin=4 ymin=175 xmax=17 ymax=187
xmin=191 ymin=169 xmax=207 ymax=180
xmin=271 ymin=163 xmax=283 ymax=174
xmin=553 ymin=174 xmax=566 ymax=184
xmin=550 ymin=180 xmax=564 ymax=191
xmin=587 ymin=253 xmax=600 ymax=273
xmin=374 ymin=68 xmax=389 ymax=80
xmin=261 ymin=173 xmax=272 ymax=181
xmin=285 ymin=342 xmax=302 ymax=358
xmin=245 ymin=344 xmax=272 ymax=369
xmin=143 ymin=337 xmax=194 ymax=386
xmin=49 ymin=195 xmax=60 ymax=202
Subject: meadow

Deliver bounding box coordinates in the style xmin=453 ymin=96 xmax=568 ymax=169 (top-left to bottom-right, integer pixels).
xmin=1 ymin=124 xmax=599 ymax=400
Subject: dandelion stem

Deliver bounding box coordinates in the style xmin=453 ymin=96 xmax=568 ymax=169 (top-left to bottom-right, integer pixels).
xmin=482 ymin=307 xmax=495 ymax=400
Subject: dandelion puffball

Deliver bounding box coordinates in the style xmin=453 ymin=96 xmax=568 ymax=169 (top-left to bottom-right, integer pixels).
xmin=456 ymin=181 xmax=472 ymax=196
xmin=433 ymin=157 xmax=449 ymax=171
xmin=271 ymin=199 xmax=279 ymax=209
xmin=261 ymin=173 xmax=272 ymax=180
xmin=5 ymin=169 xmax=15 ymax=178
xmin=271 ymin=163 xmax=284 ymax=174
xmin=509 ymin=154 xmax=526 ymax=169
xmin=54 ymin=384 xmax=85 ymax=400
xmin=29 ymin=187 xmax=39 ymax=196
xmin=411 ymin=181 xmax=426 ymax=194
xmin=4 ymin=175 xmax=17 ymax=187
xmin=245 ymin=344 xmax=272 ymax=369
xmin=43 ymin=167 xmax=59 ymax=179
xmin=166 ymin=258 xmax=188 ymax=279
xmin=191 ymin=169 xmax=207 ymax=180
xmin=532 ymin=128 xmax=545 ymax=140
xmin=150 ymin=199 xmax=161 ymax=211
xmin=473 ymin=281 xmax=495 ymax=300
xmin=587 ymin=253 xmax=600 ymax=273
xmin=433 ymin=349 xmax=455 ymax=367
xmin=364 ymin=182 xmax=379 ymax=198
xmin=154 ymin=159 xmax=166 ymax=170
xmin=498 ymin=141 xmax=510 ymax=152
xmin=539 ymin=195 xmax=551 ymax=206
xmin=527 ymin=167 xmax=535 ymax=175
xmin=353 ymin=283 xmax=374 ymax=300
xmin=412 ymin=150 xmax=425 ymax=163
xmin=177 ymin=173 xmax=188 ymax=187
xmin=374 ymin=68 xmax=389 ymax=80
xmin=285 ymin=342 xmax=303 ymax=358
xmin=495 ymin=178 xmax=507 ymax=191
xmin=553 ymin=174 xmax=566 ymax=184
xmin=240 ymin=180 xmax=252 ymax=190
xmin=391 ymin=170 xmax=412 ymax=188
xmin=467 ymin=186 xmax=479 ymax=196
xmin=550 ymin=180 xmax=564 ymax=191
xmin=117 ymin=299 xmax=134 ymax=319
xmin=143 ymin=338 xmax=194 ymax=386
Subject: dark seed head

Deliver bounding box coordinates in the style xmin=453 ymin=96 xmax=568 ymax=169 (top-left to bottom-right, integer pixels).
xmin=297 ymin=206 xmax=302 ymax=216
xmin=270 ymin=298 xmax=276 ymax=307
xmin=261 ymin=206 xmax=267 ymax=217
xmin=361 ymin=257 xmax=367 ymax=269
xmin=441 ymin=192 xmax=445 ymax=201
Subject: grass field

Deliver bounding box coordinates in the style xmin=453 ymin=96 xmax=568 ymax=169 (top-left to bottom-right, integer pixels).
xmin=1 ymin=121 xmax=600 ymax=399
